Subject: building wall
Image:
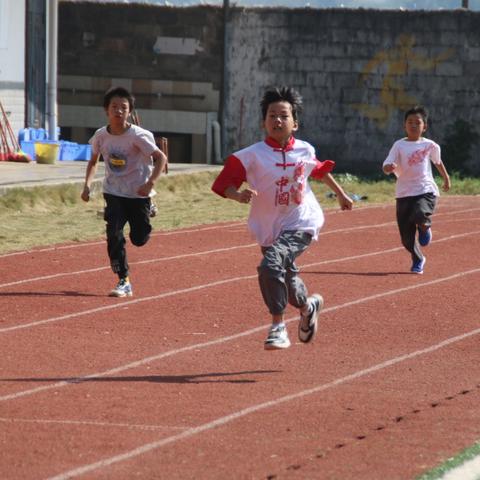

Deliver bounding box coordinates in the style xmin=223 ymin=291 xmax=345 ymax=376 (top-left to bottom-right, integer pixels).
xmin=225 ymin=8 xmax=480 ymax=173
xmin=57 ymin=3 xmax=224 ymax=163
xmin=0 ymin=1 xmax=26 ymax=135
xmin=56 ymin=4 xmax=480 ymax=171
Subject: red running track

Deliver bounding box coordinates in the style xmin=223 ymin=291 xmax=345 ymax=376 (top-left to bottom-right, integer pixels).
xmin=0 ymin=195 xmax=479 ymax=480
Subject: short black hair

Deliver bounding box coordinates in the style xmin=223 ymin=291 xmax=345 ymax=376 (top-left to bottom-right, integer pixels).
xmin=260 ymin=86 xmax=303 ymax=121
xmin=103 ymin=86 xmax=135 ymax=111
xmin=404 ymin=105 xmax=428 ymax=123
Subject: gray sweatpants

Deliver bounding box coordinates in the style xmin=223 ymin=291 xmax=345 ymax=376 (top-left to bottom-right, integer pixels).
xmin=396 ymin=192 xmax=436 ymax=263
xmin=258 ymin=230 xmax=312 ymax=316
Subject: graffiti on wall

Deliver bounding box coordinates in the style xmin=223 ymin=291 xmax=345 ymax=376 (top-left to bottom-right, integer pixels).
xmin=353 ymin=34 xmax=454 ymax=128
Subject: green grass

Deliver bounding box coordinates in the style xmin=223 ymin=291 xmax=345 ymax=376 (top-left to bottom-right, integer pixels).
xmin=0 ymin=171 xmax=478 ymax=255
xmin=416 ymin=441 xmax=480 ymax=480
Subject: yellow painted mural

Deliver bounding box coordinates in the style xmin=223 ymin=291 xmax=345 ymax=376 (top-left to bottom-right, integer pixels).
xmin=353 ymin=34 xmax=454 ymax=128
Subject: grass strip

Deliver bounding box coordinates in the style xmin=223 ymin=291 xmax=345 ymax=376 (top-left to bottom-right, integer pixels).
xmin=416 ymin=441 xmax=480 ymax=480
xmin=0 ymin=171 xmax=477 ymax=255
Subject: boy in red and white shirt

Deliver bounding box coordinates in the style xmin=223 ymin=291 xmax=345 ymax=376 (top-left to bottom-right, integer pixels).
xmin=212 ymin=86 xmax=352 ymax=350
xmin=383 ymin=105 xmax=451 ymax=274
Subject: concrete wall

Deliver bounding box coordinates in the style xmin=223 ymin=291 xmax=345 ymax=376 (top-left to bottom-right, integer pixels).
xmin=56 ymin=3 xmax=480 ymax=172
xmin=0 ymin=1 xmax=26 ymax=135
xmin=57 ymin=3 xmax=223 ymax=163
xmin=224 ymin=7 xmax=480 ymax=173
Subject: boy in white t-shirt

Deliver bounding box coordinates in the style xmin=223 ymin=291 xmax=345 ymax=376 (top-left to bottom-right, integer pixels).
xmin=383 ymin=105 xmax=450 ymax=274
xmin=212 ymin=86 xmax=353 ymax=350
xmin=81 ymin=87 xmax=167 ymax=297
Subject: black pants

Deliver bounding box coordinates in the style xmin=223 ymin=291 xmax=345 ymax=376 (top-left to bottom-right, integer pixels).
xmin=396 ymin=193 xmax=436 ymax=263
xmin=104 ymin=193 xmax=152 ymax=279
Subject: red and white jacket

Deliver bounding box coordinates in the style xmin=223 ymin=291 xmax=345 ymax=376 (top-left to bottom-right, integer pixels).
xmin=212 ymin=136 xmax=335 ymax=246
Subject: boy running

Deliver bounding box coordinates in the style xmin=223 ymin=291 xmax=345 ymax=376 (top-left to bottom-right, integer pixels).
xmin=383 ymin=105 xmax=451 ymax=274
xmin=212 ymin=86 xmax=353 ymax=350
xmin=81 ymin=86 xmax=167 ymax=297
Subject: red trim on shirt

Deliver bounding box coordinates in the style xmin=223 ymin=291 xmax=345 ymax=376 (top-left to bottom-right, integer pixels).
xmin=264 ymin=136 xmax=295 ymax=151
xmin=311 ymin=159 xmax=335 ymax=180
xmin=211 ymin=154 xmax=247 ymax=197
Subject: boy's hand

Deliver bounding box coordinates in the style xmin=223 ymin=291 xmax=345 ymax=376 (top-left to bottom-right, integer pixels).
xmin=224 ymin=186 xmax=257 ymax=204
xmin=338 ymin=192 xmax=353 ymax=211
xmin=383 ymin=163 xmax=397 ymax=174
xmin=137 ymin=180 xmax=154 ymax=197
xmin=237 ymin=188 xmax=257 ymax=204
xmin=81 ymin=185 xmax=90 ymax=202
xmin=442 ymin=176 xmax=451 ymax=192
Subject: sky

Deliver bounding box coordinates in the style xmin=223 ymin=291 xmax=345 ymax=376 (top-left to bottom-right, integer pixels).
xmin=79 ymin=0 xmax=480 ymax=10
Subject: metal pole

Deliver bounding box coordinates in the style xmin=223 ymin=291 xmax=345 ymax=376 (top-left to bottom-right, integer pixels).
xmin=220 ymin=0 xmax=230 ymax=160
xmin=47 ymin=0 xmax=58 ymax=140
xmin=462 ymin=0 xmax=469 ymax=8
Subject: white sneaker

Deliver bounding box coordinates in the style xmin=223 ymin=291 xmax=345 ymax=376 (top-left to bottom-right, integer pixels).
xmin=298 ymin=294 xmax=323 ymax=343
xmin=109 ymin=278 xmax=133 ymax=297
xmin=149 ymin=201 xmax=158 ymax=218
xmin=264 ymin=324 xmax=291 ymax=350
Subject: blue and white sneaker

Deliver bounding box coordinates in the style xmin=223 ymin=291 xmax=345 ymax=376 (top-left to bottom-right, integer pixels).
xmin=418 ymin=226 xmax=432 ymax=247
xmin=411 ymin=257 xmax=426 ymax=274
xmin=298 ymin=294 xmax=323 ymax=343
xmin=264 ymin=324 xmax=291 ymax=350
xmin=109 ymin=278 xmax=133 ymax=297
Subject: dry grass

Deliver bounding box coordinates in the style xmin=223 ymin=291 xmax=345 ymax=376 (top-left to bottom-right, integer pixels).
xmin=0 ymin=171 xmax=476 ymax=255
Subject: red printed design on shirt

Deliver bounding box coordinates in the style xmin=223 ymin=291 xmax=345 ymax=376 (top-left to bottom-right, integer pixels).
xmin=290 ymin=162 xmax=306 ymax=205
xmin=408 ymin=145 xmax=434 ymax=166
xmin=275 ymin=176 xmax=290 ymax=206
xmin=275 ymin=163 xmax=306 ymax=207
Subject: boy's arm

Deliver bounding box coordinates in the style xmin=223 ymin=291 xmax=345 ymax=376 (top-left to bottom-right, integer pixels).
xmin=137 ymin=149 xmax=168 ymax=197
xmin=321 ymin=173 xmax=353 ymax=210
xmin=212 ymin=155 xmax=256 ymax=203
xmin=434 ymin=161 xmax=451 ymax=192
xmin=81 ymin=152 xmax=100 ymax=202
xmin=383 ymin=142 xmax=399 ymax=175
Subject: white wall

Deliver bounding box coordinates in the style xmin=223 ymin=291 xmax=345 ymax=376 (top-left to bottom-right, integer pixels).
xmin=0 ymin=0 xmax=26 ymax=135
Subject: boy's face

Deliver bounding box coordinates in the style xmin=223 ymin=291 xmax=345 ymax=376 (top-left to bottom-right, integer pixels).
xmin=404 ymin=113 xmax=427 ymax=141
xmin=106 ymin=96 xmax=131 ymax=125
xmin=263 ymin=101 xmax=298 ymax=144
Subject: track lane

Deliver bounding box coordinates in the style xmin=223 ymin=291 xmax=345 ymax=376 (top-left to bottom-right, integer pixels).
xmin=0 ymin=197 xmax=478 ymax=479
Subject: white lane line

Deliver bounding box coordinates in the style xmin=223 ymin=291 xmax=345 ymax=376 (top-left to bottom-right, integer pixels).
xmin=1 ymin=201 xmax=476 ymax=260
xmin=0 ymin=417 xmax=188 ymax=432
xmin=0 ymin=243 xmax=257 ymax=289
xmin=46 ymin=323 xmax=480 ymax=480
xmin=2 ymin=267 xmax=479 ymax=403
xmin=1 ymin=215 xmax=479 ymax=291
xmin=0 ymin=222 xmax=245 ymax=259
xmin=1 ymin=230 xmax=478 ymax=334
xmin=0 ymin=274 xmax=254 ymax=334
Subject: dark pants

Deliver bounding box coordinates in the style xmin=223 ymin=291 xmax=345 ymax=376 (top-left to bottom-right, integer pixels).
xmin=258 ymin=231 xmax=312 ymax=316
xmin=104 ymin=193 xmax=152 ymax=279
xmin=396 ymin=193 xmax=436 ymax=263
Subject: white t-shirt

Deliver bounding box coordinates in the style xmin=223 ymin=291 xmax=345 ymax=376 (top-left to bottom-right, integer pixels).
xmin=90 ymin=124 xmax=158 ymax=198
xmin=383 ymin=137 xmax=441 ymax=198
xmin=233 ymin=139 xmax=325 ymax=247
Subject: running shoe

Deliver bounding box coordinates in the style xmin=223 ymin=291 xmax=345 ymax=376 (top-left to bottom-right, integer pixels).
xmin=411 ymin=257 xmax=426 ymax=274
xmin=418 ymin=226 xmax=432 ymax=247
xmin=149 ymin=201 xmax=158 ymax=218
xmin=264 ymin=324 xmax=291 ymax=350
xmin=298 ymin=294 xmax=323 ymax=343
xmin=109 ymin=278 xmax=133 ymax=297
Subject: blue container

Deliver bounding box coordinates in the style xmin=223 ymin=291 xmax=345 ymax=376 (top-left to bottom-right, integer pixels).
xmin=18 ymin=127 xmax=61 ymax=143
xmin=20 ymin=141 xmax=37 ymax=160
xmin=59 ymin=142 xmax=91 ymax=161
